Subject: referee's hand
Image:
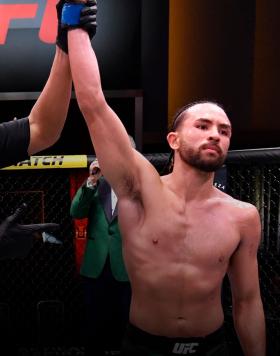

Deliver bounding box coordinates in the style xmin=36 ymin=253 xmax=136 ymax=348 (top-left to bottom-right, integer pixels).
xmin=0 ymin=203 xmax=59 ymax=259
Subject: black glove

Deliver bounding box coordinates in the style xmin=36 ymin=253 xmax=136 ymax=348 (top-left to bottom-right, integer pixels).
xmin=57 ymin=0 xmax=97 ymax=53
xmin=79 ymin=0 xmax=97 ymax=39
xmin=56 ymin=0 xmax=68 ymax=53
xmin=0 ymin=203 xmax=59 ymax=259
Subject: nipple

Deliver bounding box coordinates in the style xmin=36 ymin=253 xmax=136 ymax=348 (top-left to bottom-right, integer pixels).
xmin=177 ymin=316 xmax=186 ymax=321
xmin=152 ymin=239 xmax=158 ymax=244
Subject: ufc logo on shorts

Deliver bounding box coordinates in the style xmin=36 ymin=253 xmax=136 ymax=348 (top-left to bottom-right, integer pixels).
xmin=172 ymin=342 xmax=199 ymax=354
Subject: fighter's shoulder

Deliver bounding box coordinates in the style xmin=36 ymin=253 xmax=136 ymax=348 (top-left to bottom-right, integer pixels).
xmin=218 ymin=191 xmax=259 ymax=220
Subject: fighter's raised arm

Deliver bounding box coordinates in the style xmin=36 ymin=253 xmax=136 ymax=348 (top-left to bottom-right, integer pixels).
xmin=65 ymin=2 xmax=160 ymax=198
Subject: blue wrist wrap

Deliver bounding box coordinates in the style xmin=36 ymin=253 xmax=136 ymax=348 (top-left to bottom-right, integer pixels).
xmin=61 ymin=3 xmax=84 ymax=26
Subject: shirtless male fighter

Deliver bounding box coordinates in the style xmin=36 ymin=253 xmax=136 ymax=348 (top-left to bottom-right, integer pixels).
xmin=60 ymin=2 xmax=266 ymax=355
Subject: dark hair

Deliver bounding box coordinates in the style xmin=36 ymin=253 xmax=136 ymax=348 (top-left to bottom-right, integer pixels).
xmin=169 ymin=100 xmax=225 ymax=132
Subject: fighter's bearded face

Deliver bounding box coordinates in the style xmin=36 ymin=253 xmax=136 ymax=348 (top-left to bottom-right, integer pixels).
xmin=170 ymin=103 xmax=232 ymax=172
xmin=178 ymin=139 xmax=226 ymax=172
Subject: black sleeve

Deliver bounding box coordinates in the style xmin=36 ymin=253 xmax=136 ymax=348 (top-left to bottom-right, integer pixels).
xmin=0 ymin=235 xmax=34 ymax=260
xmin=0 ymin=117 xmax=30 ymax=168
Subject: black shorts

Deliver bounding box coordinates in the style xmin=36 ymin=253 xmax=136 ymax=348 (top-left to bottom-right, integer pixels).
xmin=121 ymin=322 xmax=229 ymax=356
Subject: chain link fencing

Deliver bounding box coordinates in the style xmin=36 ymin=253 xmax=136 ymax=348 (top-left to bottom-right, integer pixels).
xmin=0 ymin=150 xmax=279 ymax=355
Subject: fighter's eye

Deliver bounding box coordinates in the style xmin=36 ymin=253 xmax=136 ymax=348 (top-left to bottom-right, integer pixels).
xmin=197 ymin=124 xmax=208 ymax=130
xmin=220 ymin=129 xmax=230 ymax=136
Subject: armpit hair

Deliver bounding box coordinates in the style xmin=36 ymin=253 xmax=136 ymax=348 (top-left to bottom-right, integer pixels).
xmin=121 ymin=174 xmax=142 ymax=203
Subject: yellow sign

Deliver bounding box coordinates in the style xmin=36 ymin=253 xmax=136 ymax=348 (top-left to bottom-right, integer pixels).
xmin=1 ymin=155 xmax=89 ymax=170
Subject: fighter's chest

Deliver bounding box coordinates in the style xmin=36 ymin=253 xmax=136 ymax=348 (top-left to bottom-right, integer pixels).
xmin=143 ymin=208 xmax=239 ymax=264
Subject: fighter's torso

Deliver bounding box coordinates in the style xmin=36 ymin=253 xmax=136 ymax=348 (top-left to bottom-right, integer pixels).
xmin=118 ymin=182 xmax=245 ymax=337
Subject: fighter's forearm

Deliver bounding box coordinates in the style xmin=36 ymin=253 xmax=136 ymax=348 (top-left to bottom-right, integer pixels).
xmin=28 ymin=46 xmax=72 ymax=154
xmin=233 ymin=299 xmax=266 ymax=356
xmin=68 ymin=29 xmax=106 ymax=119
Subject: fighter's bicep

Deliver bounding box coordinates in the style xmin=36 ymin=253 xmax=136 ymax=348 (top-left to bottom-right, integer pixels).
xmin=228 ymin=209 xmax=262 ymax=301
xmin=115 ymin=152 xmax=161 ymax=206
xmin=133 ymin=151 xmax=163 ymax=204
xmin=86 ymin=106 xmax=139 ymax=194
xmin=228 ymin=247 xmax=260 ymax=302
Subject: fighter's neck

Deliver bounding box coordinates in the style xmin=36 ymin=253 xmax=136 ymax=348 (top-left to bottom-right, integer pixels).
xmin=164 ymin=162 xmax=216 ymax=202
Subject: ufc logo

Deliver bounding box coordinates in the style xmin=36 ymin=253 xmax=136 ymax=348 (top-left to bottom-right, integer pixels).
xmin=0 ymin=0 xmax=58 ymax=45
xmin=172 ymin=342 xmax=199 ymax=355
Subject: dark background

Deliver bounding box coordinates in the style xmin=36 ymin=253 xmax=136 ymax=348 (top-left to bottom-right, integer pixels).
xmin=0 ymin=0 xmax=280 ymax=153
xmin=0 ymin=1 xmax=280 ymax=354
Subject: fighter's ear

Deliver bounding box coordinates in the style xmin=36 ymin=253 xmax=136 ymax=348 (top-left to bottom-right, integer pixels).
xmin=167 ymin=131 xmax=179 ymax=150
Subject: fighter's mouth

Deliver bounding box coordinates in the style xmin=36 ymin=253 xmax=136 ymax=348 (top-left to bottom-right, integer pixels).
xmin=202 ymin=144 xmax=222 ymax=154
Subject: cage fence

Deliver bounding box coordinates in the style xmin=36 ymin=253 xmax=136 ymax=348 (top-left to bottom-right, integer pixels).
xmin=0 ymin=150 xmax=279 ymax=356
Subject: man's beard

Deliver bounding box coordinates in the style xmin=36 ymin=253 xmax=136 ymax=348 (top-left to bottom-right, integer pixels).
xmin=178 ymin=143 xmax=226 ymax=172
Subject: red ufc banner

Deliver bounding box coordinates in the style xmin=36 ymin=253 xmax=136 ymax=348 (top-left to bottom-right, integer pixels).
xmin=69 ymin=171 xmax=89 ymax=273
xmin=0 ymin=0 xmax=141 ymax=93
xmin=0 ymin=1 xmax=57 ymax=45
